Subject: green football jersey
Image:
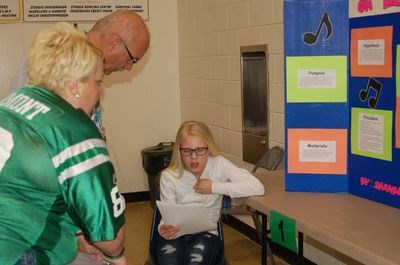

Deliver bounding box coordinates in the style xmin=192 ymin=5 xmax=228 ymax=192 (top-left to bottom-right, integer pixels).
xmin=0 ymin=86 xmax=125 ymax=264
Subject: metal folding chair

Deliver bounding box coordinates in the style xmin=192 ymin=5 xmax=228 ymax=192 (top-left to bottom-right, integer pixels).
xmin=251 ymin=146 xmax=284 ymax=173
xmin=221 ymin=146 xmax=284 ymax=265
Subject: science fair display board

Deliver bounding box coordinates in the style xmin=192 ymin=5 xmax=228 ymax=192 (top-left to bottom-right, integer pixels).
xmin=284 ymin=0 xmax=349 ymax=193
xmin=349 ymin=1 xmax=400 ymax=208
xmin=284 ymin=0 xmax=400 ymax=209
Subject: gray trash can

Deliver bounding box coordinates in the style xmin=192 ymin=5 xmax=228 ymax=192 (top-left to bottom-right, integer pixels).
xmin=141 ymin=142 xmax=174 ymax=208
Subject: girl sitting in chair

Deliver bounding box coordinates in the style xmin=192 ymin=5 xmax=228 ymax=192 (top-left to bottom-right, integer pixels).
xmin=157 ymin=120 xmax=265 ymax=265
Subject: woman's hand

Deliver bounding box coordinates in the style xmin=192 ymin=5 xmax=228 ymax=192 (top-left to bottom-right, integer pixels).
xmin=159 ymin=224 xmax=179 ymax=240
xmin=77 ymin=234 xmax=103 ymax=262
xmin=194 ymin=179 xmax=212 ymax=194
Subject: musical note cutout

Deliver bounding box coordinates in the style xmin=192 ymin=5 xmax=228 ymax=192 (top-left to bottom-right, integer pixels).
xmin=359 ymin=77 xmax=382 ymax=109
xmin=303 ymin=12 xmax=333 ymax=45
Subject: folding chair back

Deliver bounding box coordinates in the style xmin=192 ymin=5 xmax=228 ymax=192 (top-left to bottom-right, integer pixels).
xmin=252 ymin=146 xmax=284 ymax=173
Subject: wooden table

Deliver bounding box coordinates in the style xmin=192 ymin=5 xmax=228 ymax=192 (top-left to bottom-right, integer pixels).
xmin=245 ymin=170 xmax=400 ymax=265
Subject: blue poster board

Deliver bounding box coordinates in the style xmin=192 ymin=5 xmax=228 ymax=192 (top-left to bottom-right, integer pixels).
xmin=284 ymin=0 xmax=349 ymax=192
xmin=284 ymin=0 xmax=400 ymax=208
xmin=349 ymin=12 xmax=400 ymax=208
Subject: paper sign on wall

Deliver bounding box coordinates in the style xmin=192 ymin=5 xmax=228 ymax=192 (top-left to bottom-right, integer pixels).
xmin=23 ymin=0 xmax=149 ymax=22
xmin=0 ymin=0 xmax=21 ymax=22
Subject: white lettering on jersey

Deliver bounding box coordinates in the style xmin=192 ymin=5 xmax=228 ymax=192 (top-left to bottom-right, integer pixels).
xmin=111 ymin=186 xmax=125 ymax=217
xmin=0 ymin=93 xmax=50 ymax=120
xmin=0 ymin=127 xmax=14 ymax=173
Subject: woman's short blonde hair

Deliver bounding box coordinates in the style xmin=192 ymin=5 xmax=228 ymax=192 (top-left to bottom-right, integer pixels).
xmin=27 ymin=22 xmax=102 ymax=94
xmin=167 ymin=120 xmax=221 ymax=178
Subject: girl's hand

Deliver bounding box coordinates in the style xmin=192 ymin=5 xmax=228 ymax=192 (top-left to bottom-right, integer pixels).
xmin=159 ymin=224 xmax=179 ymax=240
xmin=194 ymin=179 xmax=212 ymax=194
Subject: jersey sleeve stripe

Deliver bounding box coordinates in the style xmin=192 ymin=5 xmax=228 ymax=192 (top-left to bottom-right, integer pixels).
xmin=52 ymin=138 xmax=106 ymax=168
xmin=58 ymin=153 xmax=110 ymax=184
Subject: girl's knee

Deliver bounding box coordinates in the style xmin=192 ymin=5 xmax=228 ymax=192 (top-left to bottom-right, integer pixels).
xmin=187 ymin=234 xmax=221 ymax=264
xmin=158 ymin=242 xmax=181 ymax=265
xmin=160 ymin=243 xmax=177 ymax=255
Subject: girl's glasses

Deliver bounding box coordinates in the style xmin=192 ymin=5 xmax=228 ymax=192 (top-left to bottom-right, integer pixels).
xmin=180 ymin=147 xmax=208 ymax=156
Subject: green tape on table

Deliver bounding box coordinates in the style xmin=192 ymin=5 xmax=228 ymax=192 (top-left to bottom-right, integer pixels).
xmin=270 ymin=210 xmax=297 ymax=253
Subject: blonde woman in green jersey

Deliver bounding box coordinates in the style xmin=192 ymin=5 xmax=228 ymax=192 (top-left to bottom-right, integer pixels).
xmin=0 ymin=22 xmax=127 ymax=265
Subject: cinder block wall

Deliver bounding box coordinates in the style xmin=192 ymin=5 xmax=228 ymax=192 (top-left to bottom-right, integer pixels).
xmin=177 ymin=0 xmax=285 ymax=164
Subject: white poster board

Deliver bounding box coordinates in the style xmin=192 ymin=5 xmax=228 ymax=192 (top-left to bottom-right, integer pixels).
xmin=349 ymin=0 xmax=400 ymax=18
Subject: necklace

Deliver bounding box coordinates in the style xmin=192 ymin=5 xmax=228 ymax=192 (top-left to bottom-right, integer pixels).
xmin=91 ymin=102 xmax=106 ymax=141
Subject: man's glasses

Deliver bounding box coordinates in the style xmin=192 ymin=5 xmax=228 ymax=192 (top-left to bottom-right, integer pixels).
xmin=121 ymin=39 xmax=140 ymax=64
xmin=180 ymin=147 xmax=208 ymax=156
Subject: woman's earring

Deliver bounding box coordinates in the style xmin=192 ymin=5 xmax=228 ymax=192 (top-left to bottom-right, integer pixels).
xmin=75 ymin=94 xmax=80 ymax=99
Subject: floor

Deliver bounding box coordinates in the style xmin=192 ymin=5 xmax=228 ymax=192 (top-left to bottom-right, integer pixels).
xmin=123 ymin=201 xmax=287 ymax=265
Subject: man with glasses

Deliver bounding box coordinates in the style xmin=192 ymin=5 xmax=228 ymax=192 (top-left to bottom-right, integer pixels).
xmin=85 ymin=10 xmax=149 ymax=75
xmin=9 ymin=10 xmax=150 ymax=136
xmin=74 ymin=11 xmax=149 ymax=261
xmin=10 ymin=10 xmax=150 ymax=90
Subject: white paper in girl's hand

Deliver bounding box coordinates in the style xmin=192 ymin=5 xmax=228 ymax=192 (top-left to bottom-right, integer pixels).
xmin=156 ymin=200 xmax=216 ymax=237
